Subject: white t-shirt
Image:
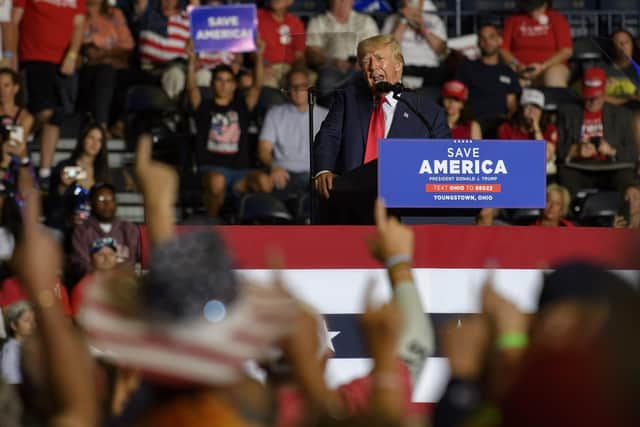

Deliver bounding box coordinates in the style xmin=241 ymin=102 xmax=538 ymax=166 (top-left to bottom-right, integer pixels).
xmin=381 ymin=0 xmax=447 ymax=67
xmin=99 ymin=223 xmax=113 ymax=234
xmin=306 ymin=11 xmax=379 ymax=61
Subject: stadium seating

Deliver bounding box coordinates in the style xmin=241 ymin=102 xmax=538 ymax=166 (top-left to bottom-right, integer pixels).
xmin=237 ymin=193 xmax=294 ymax=224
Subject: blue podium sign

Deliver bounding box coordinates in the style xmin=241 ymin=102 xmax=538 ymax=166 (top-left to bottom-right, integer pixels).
xmin=378 ymin=139 xmax=546 ymax=208
xmin=189 ymin=5 xmax=257 ymax=53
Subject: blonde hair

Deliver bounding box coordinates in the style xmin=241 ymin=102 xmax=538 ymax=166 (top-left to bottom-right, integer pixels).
xmin=547 ymin=183 xmax=571 ymax=216
xmin=357 ymin=35 xmax=404 ymax=65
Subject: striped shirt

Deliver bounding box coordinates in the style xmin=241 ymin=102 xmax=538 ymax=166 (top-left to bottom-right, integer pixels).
xmin=198 ymin=51 xmax=235 ymax=71
xmin=139 ymin=11 xmax=190 ymax=65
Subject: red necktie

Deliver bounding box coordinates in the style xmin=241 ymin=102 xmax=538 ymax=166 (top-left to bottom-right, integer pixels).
xmin=364 ymin=97 xmax=387 ymax=164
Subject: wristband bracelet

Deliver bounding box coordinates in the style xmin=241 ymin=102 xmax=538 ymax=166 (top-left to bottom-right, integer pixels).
xmin=385 ymin=254 xmax=412 ymax=269
xmin=66 ymin=51 xmax=78 ymax=60
xmin=496 ymin=332 xmax=528 ymax=350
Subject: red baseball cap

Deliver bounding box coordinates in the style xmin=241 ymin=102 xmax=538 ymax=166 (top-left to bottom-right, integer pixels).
xmin=442 ymin=80 xmax=469 ymax=101
xmin=582 ymin=67 xmax=607 ymax=98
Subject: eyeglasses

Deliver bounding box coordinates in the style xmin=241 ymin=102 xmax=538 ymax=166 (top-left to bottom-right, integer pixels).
xmin=96 ymin=195 xmax=114 ymax=203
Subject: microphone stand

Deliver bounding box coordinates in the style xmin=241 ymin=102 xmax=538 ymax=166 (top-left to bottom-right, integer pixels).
xmin=375 ymin=81 xmax=435 ymax=138
xmin=308 ymin=86 xmax=316 ymax=225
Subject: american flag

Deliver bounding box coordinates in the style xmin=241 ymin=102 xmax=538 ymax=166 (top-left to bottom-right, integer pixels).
xmin=138 ymin=224 xmax=640 ymax=403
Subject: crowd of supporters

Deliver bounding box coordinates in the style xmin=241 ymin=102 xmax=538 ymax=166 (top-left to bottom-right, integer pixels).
xmin=0 ymin=0 xmax=635 ymax=270
xmin=0 ymin=0 xmax=636 ymax=229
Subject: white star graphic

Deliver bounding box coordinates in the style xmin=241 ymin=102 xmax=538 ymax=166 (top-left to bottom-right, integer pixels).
xmin=327 ymin=330 xmax=341 ymax=352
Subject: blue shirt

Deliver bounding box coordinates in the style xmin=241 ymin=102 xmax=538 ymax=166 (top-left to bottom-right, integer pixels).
xmin=1 ymin=338 xmax=22 ymax=384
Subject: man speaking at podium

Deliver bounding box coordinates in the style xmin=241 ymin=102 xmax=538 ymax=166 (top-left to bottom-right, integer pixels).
xmin=313 ymin=34 xmax=450 ymax=224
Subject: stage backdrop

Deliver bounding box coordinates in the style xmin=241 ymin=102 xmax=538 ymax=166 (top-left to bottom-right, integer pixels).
xmin=139 ymin=225 xmax=640 ymax=405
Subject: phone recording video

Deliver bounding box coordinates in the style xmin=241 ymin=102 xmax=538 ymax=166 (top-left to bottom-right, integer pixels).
xmin=63 ymin=166 xmax=88 ymax=181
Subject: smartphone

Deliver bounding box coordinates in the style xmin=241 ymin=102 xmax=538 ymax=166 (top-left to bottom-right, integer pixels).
xmin=589 ymin=136 xmax=602 ymax=148
xmin=63 ymin=166 xmax=88 ymax=181
xmin=6 ymin=125 xmax=24 ymax=145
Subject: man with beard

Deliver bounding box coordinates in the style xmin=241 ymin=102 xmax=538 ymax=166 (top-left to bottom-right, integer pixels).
xmin=456 ymin=23 xmax=521 ymax=138
xmin=69 ymin=182 xmax=140 ymax=282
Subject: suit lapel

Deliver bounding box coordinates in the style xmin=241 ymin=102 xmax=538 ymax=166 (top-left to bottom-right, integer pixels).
xmin=388 ymin=93 xmax=409 ymax=138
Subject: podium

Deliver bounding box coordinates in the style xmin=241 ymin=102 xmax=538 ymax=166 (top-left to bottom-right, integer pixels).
xmin=316 ymin=139 xmax=547 ymax=225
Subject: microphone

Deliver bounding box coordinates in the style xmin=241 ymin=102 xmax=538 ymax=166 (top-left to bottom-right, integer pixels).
xmin=374 ymin=81 xmax=403 ymax=95
xmin=374 ymin=81 xmax=434 ymax=138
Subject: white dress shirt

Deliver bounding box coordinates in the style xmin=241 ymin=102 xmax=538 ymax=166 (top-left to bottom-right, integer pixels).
xmin=382 ymin=91 xmax=399 ymax=137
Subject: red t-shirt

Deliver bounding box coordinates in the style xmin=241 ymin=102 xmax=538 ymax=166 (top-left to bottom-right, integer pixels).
xmin=257 ymin=9 xmax=305 ymax=65
xmin=580 ymin=109 xmax=607 ymax=159
xmin=497 ymin=121 xmax=558 ymax=145
xmin=275 ymin=361 xmax=415 ymax=427
xmin=451 ymin=122 xmax=472 ymax=139
xmin=0 ymin=277 xmax=72 ymax=315
xmin=14 ymin=0 xmax=86 ymax=64
xmin=502 ymin=10 xmax=572 ymax=65
xmin=581 ymin=109 xmax=604 ymax=140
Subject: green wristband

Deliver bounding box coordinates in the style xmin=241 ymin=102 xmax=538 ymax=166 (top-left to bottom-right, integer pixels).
xmin=496 ymin=332 xmax=528 ymax=350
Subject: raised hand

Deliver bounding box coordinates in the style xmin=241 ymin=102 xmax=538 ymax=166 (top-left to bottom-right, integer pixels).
xmin=367 ymin=198 xmax=414 ymax=263
xmin=135 ymin=134 xmax=178 ymax=245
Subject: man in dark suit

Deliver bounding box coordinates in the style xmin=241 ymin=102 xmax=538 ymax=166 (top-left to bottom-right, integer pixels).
xmin=313 ymin=34 xmax=450 ymax=223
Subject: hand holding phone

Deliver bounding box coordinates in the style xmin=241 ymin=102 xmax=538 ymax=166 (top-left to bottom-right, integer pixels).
xmin=63 ymin=166 xmax=88 ymax=181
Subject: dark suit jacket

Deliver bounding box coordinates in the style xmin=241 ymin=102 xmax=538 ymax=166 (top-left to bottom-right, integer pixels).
xmin=556 ymin=103 xmax=637 ymax=163
xmin=313 ymin=77 xmax=451 ymax=175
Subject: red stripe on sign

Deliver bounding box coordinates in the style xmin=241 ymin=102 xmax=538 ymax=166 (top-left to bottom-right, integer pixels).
xmin=139 ymin=226 xmax=640 ymax=270
xmin=426 ymin=184 xmax=502 ymax=193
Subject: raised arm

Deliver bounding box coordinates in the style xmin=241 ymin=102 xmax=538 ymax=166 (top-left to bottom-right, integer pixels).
xmin=14 ymin=187 xmax=97 ymax=427
xmin=186 ymin=39 xmax=202 ymax=111
xmin=245 ymin=38 xmax=265 ymax=112
xmin=367 ymin=199 xmax=434 ymax=383
xmin=135 ymin=134 xmax=177 ymax=247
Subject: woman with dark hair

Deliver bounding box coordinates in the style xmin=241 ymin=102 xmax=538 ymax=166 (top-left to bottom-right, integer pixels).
xmin=46 ymin=124 xmax=110 ymax=231
xmin=0 ymin=68 xmax=34 ymax=147
xmin=498 ymin=88 xmax=558 ymax=177
xmin=52 ymin=124 xmax=110 ymax=194
xmin=441 ymin=80 xmax=482 ymax=139
xmin=500 ymin=0 xmax=573 ymax=87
